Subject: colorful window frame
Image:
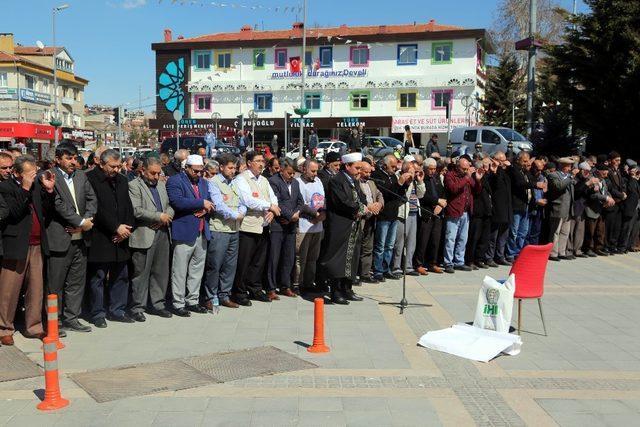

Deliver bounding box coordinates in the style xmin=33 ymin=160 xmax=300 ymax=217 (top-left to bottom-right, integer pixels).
xmin=432 ymin=42 xmax=453 ymax=64
xmin=305 ymin=48 xmax=313 ymax=70
xmin=304 ymin=93 xmax=321 ymax=111
xmin=215 ymin=50 xmax=232 ymax=69
xmin=350 ymin=45 xmax=370 ymax=67
xmin=350 ymin=90 xmax=370 ymax=111
xmin=319 ymin=46 xmax=333 ymax=68
xmin=431 ymin=89 xmax=453 ymax=110
xmin=194 ymin=50 xmax=211 ymax=70
xmin=253 ymin=49 xmax=265 ymax=69
xmin=397 ymin=44 xmax=418 ymax=65
xmin=398 ymin=91 xmax=417 ymax=110
xmin=254 ymin=93 xmax=273 ymax=112
xmin=274 ymin=48 xmax=288 ymax=69
xmin=193 ymin=94 xmax=212 ymax=112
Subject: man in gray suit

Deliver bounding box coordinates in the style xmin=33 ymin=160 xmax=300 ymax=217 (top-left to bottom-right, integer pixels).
xmin=128 ymin=157 xmax=174 ymax=320
xmin=47 ymin=143 xmax=97 ymax=333
xmin=546 ymin=157 xmax=576 ymax=261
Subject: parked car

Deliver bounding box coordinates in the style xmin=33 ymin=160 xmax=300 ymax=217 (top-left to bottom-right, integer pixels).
xmin=363 ymin=136 xmax=405 ymax=160
xmin=450 ymin=126 xmax=533 ymax=155
xmin=160 ymin=136 xmax=239 ymax=156
xmin=316 ymin=140 xmax=348 ymax=161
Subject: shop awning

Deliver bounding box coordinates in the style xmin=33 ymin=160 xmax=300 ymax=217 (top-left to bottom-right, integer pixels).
xmin=0 ymin=122 xmax=61 ymax=141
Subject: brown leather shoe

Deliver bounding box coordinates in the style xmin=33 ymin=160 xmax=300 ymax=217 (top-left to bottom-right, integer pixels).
xmin=267 ymin=291 xmax=280 ymax=301
xmin=416 ymin=266 xmax=429 ymax=276
xmin=0 ymin=335 xmax=14 ymax=346
xmin=428 ymin=265 xmax=444 ymax=274
xmin=204 ymin=301 xmax=214 ymax=311
xmin=220 ymin=300 xmax=239 ymax=308
xmin=280 ymin=288 xmax=298 ymax=298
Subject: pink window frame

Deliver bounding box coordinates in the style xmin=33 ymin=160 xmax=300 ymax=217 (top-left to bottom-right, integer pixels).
xmin=431 ymin=89 xmax=453 ymax=110
xmin=193 ymin=94 xmax=212 ymax=112
xmin=349 ymin=45 xmax=370 ymax=67
xmin=274 ymin=48 xmax=288 ymax=69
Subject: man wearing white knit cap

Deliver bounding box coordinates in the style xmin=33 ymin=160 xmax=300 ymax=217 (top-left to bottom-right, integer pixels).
xmin=318 ymin=152 xmax=367 ymax=304
xmin=167 ymin=154 xmax=214 ymax=316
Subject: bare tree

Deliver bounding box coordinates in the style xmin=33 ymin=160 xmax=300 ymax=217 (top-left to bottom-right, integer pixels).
xmin=491 ymin=0 xmax=567 ymax=56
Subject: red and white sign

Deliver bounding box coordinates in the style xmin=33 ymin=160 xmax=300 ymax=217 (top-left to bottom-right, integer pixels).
xmin=391 ymin=115 xmax=474 ymax=133
xmin=0 ymin=122 xmax=61 ymax=140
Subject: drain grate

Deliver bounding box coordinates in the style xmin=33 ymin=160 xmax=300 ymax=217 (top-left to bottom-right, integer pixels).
xmin=69 ymin=360 xmax=212 ymax=403
xmin=69 ymin=346 xmax=317 ymax=402
xmin=0 ymin=346 xmax=42 ymax=382
xmin=184 ymin=346 xmax=317 ymax=383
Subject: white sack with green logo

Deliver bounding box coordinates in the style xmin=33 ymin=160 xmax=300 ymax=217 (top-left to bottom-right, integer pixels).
xmin=473 ymin=274 xmax=515 ymax=333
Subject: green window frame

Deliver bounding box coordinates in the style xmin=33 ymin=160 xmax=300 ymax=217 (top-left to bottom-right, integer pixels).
xmin=253 ymin=49 xmax=265 ymax=69
xmin=431 ymin=42 xmax=453 ymax=64
xmin=350 ymin=91 xmax=370 ymax=111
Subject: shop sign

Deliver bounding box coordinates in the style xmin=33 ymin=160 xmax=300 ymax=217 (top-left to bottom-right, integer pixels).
xmin=62 ymin=128 xmax=96 ymax=141
xmin=336 ymin=117 xmax=363 ymax=128
xmin=0 ymin=122 xmax=58 ymax=140
xmin=234 ymin=119 xmax=275 ymax=128
xmin=271 ymin=68 xmax=367 ymax=80
xmin=19 ymin=88 xmax=52 ymax=105
xmin=290 ymin=118 xmax=314 ymax=128
xmin=0 ymin=88 xmax=17 ymax=100
xmin=391 ymin=115 xmax=472 ymax=133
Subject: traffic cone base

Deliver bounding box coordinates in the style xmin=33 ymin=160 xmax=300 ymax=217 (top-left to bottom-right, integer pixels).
xmin=37 ymin=397 xmax=69 ymax=411
xmin=307 ymin=297 xmax=330 ymax=354
xmin=37 ymin=336 xmax=69 ymax=411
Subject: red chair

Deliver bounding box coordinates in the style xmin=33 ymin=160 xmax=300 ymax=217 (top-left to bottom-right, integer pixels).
xmin=509 ymin=243 xmax=553 ymax=336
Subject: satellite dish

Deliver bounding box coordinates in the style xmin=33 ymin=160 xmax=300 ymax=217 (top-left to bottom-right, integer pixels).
xmin=36 ymin=40 xmax=45 ymax=50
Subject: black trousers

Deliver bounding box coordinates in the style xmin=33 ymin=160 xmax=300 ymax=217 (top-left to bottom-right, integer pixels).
xmin=47 ymin=241 xmax=87 ymax=323
xmin=267 ymin=230 xmax=296 ymax=291
xmin=620 ymin=211 xmax=638 ymax=250
xmin=604 ymin=207 xmax=622 ymax=250
xmin=465 ymin=216 xmax=491 ymax=264
xmin=414 ymin=216 xmax=442 ymax=267
xmin=232 ymin=229 xmax=269 ymax=298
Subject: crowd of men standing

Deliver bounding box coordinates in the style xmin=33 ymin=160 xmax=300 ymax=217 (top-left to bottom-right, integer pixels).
xmin=0 ymin=141 xmax=638 ymax=346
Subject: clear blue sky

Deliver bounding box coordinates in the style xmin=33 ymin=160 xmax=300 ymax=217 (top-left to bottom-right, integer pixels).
xmin=2 ymin=0 xmax=587 ymax=108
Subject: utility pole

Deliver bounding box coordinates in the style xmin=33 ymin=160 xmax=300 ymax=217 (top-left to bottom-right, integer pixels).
xmin=298 ymin=0 xmax=307 ymax=153
xmin=525 ymin=0 xmax=537 ymax=137
xmin=568 ymin=0 xmax=577 ymax=137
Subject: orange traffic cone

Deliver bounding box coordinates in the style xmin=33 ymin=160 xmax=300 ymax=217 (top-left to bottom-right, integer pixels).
xmin=307 ymin=298 xmax=330 ymax=353
xmin=37 ymin=336 xmax=69 ymax=411
xmin=46 ymin=295 xmax=65 ymax=350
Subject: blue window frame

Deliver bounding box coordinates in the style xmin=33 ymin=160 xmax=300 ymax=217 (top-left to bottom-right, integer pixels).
xmin=319 ymin=46 xmax=332 ymax=68
xmin=254 ymin=93 xmax=273 ymax=112
xmin=397 ymin=44 xmax=418 ymax=65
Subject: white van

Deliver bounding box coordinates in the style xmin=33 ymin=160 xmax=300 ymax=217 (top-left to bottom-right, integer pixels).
xmin=450 ymin=126 xmax=533 ymax=155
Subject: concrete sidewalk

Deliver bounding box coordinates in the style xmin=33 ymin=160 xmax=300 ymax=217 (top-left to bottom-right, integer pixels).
xmin=1 ymin=253 xmax=640 ymax=426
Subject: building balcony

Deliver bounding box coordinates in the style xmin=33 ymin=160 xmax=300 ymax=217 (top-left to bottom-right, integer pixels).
xmin=61 ymin=97 xmax=75 ymax=106
xmin=186 ymin=74 xmax=479 ymax=94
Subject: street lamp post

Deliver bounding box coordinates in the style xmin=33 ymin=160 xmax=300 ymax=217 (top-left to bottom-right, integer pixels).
xmin=51 ymin=3 xmax=69 ymax=146
xmin=525 ymin=0 xmax=537 ymax=137
xmin=211 ymin=112 xmax=221 ymax=139
xmin=247 ymin=109 xmax=257 ymax=151
xmin=173 ymin=109 xmax=183 ymax=151
xmin=298 ymin=0 xmax=308 ymax=154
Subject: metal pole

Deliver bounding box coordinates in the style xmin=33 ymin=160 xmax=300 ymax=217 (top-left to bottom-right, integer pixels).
xmin=176 ymin=120 xmax=180 ymax=151
xmin=568 ymin=0 xmax=577 ymax=137
xmin=252 ymin=120 xmax=255 ymax=151
xmin=284 ymin=111 xmax=288 ymax=155
xmin=512 ymin=100 xmax=515 ymax=130
xmin=52 ymin=8 xmax=59 ymax=146
xmin=525 ymin=0 xmax=537 ymax=137
xmin=298 ymin=0 xmax=307 ymax=154
xmin=117 ymin=106 xmax=122 ymax=153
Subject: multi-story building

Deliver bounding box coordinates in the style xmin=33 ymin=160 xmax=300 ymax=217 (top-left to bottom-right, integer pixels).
xmin=150 ymin=21 xmax=492 ymax=147
xmin=0 ymin=33 xmax=90 ymax=156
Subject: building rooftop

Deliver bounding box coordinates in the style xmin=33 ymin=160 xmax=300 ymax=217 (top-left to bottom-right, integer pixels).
xmin=14 ymin=46 xmax=64 ymax=56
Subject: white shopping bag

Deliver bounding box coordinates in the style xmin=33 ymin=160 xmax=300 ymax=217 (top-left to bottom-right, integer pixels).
xmin=473 ymin=274 xmax=515 ymax=333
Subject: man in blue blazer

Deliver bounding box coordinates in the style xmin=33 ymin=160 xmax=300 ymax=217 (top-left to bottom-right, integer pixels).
xmin=167 ymin=155 xmax=214 ymax=317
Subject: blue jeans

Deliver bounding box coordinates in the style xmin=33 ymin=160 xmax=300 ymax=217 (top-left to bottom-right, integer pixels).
xmin=443 ymin=213 xmax=470 ymax=267
xmin=507 ymin=211 xmax=530 ymax=258
xmin=373 ymin=220 xmax=398 ymax=276
xmin=205 ymin=141 xmax=216 ymax=158
xmin=526 ymin=214 xmax=542 ymax=245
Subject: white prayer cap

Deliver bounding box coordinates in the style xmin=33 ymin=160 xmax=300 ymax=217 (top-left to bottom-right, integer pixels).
xmin=558 ymin=157 xmax=574 ymax=165
xmin=403 ymin=155 xmax=416 ymax=163
xmin=341 ymin=152 xmax=363 ymax=164
xmin=185 ymin=154 xmax=204 ymax=166
xmin=578 ymin=161 xmax=591 ymax=171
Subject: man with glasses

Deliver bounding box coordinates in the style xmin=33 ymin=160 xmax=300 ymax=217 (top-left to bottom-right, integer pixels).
xmin=167 ymin=155 xmax=214 ymax=317
xmin=231 ymin=152 xmax=280 ymax=305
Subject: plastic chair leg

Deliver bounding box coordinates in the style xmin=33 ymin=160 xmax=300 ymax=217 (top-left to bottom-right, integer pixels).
xmin=517 ymin=299 xmax=522 ymax=335
xmin=537 ymin=298 xmax=548 ymax=336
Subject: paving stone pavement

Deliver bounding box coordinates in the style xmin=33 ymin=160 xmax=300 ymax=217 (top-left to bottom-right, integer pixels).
xmin=1 ymin=253 xmax=640 ymax=426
